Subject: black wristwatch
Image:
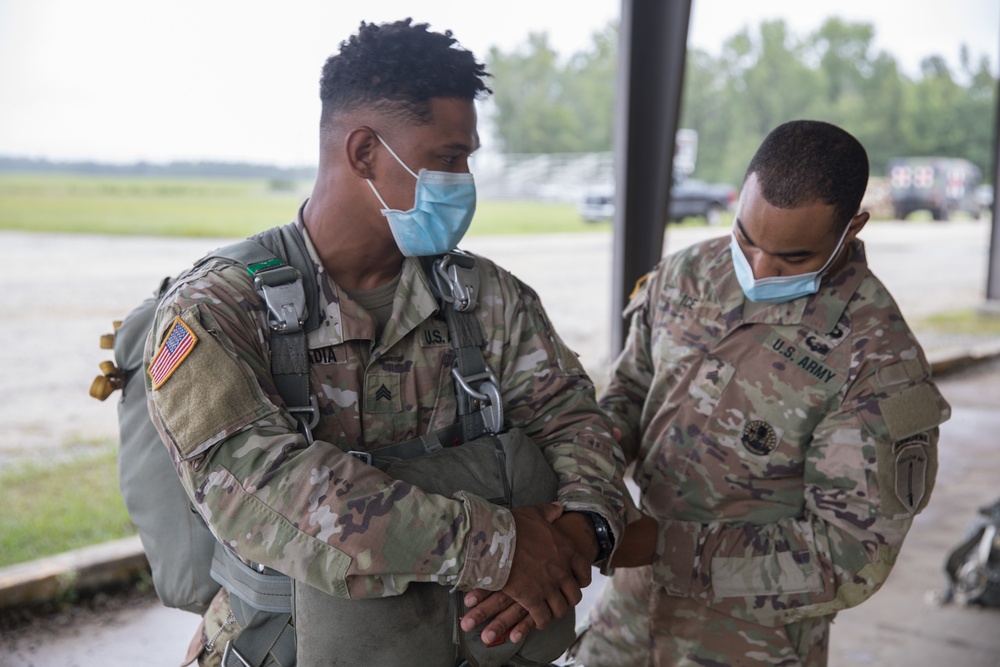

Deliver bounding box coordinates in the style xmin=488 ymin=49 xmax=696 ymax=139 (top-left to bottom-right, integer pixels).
xmin=577 ymin=511 xmax=615 ymax=563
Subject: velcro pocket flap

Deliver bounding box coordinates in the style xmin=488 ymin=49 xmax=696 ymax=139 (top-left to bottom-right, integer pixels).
xmin=152 ymin=307 xmax=277 ymax=460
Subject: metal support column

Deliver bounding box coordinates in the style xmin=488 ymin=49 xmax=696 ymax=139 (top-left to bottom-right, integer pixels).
xmin=987 ymin=14 xmax=1000 ymax=310
xmin=611 ymin=0 xmax=692 ymax=355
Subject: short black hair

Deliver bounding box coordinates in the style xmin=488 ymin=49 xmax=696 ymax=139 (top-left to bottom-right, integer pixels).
xmin=744 ymin=120 xmax=869 ymax=229
xmin=319 ymin=18 xmax=492 ymax=128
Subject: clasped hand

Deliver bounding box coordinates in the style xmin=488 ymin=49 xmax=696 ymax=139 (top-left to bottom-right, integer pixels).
xmin=459 ymin=502 xmax=598 ymax=646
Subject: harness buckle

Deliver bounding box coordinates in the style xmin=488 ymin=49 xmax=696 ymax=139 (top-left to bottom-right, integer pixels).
xmin=451 ymin=368 xmax=503 ymax=434
xmin=288 ymin=395 xmax=320 ymax=445
xmin=433 ymin=254 xmax=479 ymax=313
xmin=221 ymin=641 xmax=252 ymax=667
xmin=348 ymin=451 xmax=373 ymax=465
xmin=254 ymin=268 xmax=306 ymax=334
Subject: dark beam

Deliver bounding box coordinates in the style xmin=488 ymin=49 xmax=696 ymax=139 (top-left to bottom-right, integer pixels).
xmin=611 ymin=0 xmax=693 ymax=355
xmin=988 ymin=10 xmax=1000 ymax=306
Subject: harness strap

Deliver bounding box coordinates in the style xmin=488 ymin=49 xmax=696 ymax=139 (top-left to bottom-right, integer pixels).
xmin=211 ymin=545 xmax=292 ymax=613
xmin=229 ymin=224 xmax=320 ymax=442
xmin=427 ymin=251 xmax=502 ymax=439
xmin=349 ymin=423 xmax=465 ymax=470
xmin=223 ymin=597 xmax=295 ymax=667
xmin=211 ymin=545 xmax=296 ymax=667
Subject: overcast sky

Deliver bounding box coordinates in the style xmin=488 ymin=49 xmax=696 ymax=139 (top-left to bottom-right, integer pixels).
xmin=1 ymin=0 xmax=997 ymax=166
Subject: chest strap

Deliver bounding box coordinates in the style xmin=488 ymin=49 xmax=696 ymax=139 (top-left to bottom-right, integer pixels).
xmin=430 ymin=252 xmax=502 ymax=439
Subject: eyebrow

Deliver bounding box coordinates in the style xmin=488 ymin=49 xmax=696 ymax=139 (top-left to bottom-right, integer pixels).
xmin=443 ymin=136 xmax=479 ymax=154
xmin=735 ymin=219 xmax=813 ymax=260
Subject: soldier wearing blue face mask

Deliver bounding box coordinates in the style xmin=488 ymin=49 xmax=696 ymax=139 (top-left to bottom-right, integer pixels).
xmin=569 ymin=120 xmax=951 ymax=667
xmin=143 ymin=18 xmax=628 ymax=667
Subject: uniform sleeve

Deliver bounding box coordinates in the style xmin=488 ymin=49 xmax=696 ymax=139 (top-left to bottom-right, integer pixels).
xmin=145 ymin=262 xmax=515 ymax=600
xmin=598 ymin=271 xmax=657 ymax=465
xmin=650 ymin=358 xmax=951 ymax=627
xmin=487 ymin=263 xmax=629 ymax=562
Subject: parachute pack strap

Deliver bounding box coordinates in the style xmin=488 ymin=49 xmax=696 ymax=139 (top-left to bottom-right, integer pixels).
xmin=210 ymin=544 xmax=292 ymax=614
xmin=429 ymin=253 xmax=502 ymax=439
xmin=348 ymin=423 xmax=465 ymax=469
xmin=224 ymin=597 xmax=295 ymax=667
xmin=212 ymin=547 xmax=295 ymax=665
xmin=239 ymin=225 xmax=321 ymax=442
xmin=276 ymin=222 xmax=321 ymax=333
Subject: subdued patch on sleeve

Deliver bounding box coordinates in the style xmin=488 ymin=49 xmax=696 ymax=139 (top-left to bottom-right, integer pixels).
xmin=152 ymin=307 xmax=276 ymax=459
xmin=878 ymin=383 xmax=945 ymax=441
xmin=875 ymin=359 xmax=925 ymax=388
xmin=875 ymin=432 xmax=937 ymax=516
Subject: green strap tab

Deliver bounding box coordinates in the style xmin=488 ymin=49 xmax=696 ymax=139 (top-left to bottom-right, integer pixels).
xmin=246 ymin=258 xmax=285 ymax=276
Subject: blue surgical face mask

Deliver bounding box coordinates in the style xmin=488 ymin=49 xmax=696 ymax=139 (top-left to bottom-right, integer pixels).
xmin=730 ymin=222 xmax=851 ymax=304
xmin=366 ymin=134 xmax=476 ymax=257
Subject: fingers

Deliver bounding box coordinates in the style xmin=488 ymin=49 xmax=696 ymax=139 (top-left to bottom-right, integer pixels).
xmin=460 ymin=590 xmax=515 ymax=632
xmin=517 ymin=592 xmax=555 ymax=630
xmin=507 ymin=612 xmax=537 ymax=644
xmin=468 ymin=600 xmax=533 ymax=647
xmin=462 ymin=587 xmax=490 ymax=609
xmin=540 ymin=500 xmax=563 ymax=523
xmin=570 ymin=550 xmax=593 ymax=588
xmin=503 ymin=503 xmax=591 ymax=629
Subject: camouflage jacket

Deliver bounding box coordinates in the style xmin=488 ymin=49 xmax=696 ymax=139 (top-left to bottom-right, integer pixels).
xmin=145 ymin=216 xmax=626 ymax=600
xmin=602 ymin=235 xmax=951 ymax=627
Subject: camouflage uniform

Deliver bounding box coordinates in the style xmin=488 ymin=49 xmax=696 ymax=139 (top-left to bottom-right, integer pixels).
xmin=573 ymin=236 xmax=950 ymax=666
xmin=144 ymin=214 xmax=626 ymax=665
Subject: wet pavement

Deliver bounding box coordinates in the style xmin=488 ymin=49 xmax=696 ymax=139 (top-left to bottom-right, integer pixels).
xmin=3 ymin=358 xmax=999 ymax=666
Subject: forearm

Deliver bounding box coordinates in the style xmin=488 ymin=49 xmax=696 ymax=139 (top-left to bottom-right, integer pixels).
xmin=182 ymin=422 xmax=514 ymax=599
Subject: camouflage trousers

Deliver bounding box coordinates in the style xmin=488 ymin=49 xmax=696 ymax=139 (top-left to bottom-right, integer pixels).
xmin=180 ymin=588 xmax=240 ymax=667
xmin=569 ymin=566 xmax=831 ymax=667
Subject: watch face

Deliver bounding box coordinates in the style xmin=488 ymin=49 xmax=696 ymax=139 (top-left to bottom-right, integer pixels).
xmin=584 ymin=511 xmax=613 ymax=561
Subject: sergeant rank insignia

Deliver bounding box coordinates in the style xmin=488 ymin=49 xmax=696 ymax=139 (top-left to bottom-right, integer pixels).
xmin=149 ymin=317 xmax=198 ymax=390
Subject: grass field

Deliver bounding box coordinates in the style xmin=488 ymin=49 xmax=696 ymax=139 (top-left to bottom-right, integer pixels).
xmin=0 ymin=172 xmax=608 ymax=237
xmin=0 ymin=443 xmax=135 ymax=569
xmin=0 ymin=171 xmax=712 ymax=569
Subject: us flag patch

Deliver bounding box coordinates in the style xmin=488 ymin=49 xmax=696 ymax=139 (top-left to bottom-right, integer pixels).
xmin=149 ymin=317 xmax=198 ymax=389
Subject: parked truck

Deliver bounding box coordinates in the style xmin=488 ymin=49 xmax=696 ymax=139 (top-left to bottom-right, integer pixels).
xmin=888 ymin=156 xmax=982 ymax=221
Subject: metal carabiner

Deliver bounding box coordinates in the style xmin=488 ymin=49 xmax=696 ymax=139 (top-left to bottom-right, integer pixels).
xmin=255 ymin=278 xmax=306 ymax=333
xmin=433 ymin=254 xmax=479 ymax=313
xmin=451 ymin=368 xmax=503 ymax=434
xmin=288 ymin=395 xmax=319 ymax=445
xmin=221 ymin=641 xmax=253 ymax=667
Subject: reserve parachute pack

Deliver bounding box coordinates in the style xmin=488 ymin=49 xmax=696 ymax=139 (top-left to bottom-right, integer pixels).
xmin=90 ymin=223 xmax=321 ymax=614
xmin=91 ymin=223 xmax=574 ymax=667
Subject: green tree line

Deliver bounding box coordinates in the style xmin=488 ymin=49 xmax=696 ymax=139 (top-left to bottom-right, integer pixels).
xmin=486 ymin=17 xmax=998 ymax=186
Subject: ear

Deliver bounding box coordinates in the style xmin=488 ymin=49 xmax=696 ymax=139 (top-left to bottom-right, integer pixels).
xmin=844 ymin=210 xmax=869 ymax=242
xmin=345 ymin=126 xmax=379 ymax=179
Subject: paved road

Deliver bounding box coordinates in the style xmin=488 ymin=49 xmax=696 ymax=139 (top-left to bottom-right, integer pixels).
xmin=0 ymin=220 xmax=992 ymax=468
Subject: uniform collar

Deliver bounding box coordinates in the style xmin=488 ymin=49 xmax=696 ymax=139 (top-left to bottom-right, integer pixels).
xmin=707 ymin=236 xmax=869 ymax=335
xmin=292 ymin=212 xmax=440 ymax=350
